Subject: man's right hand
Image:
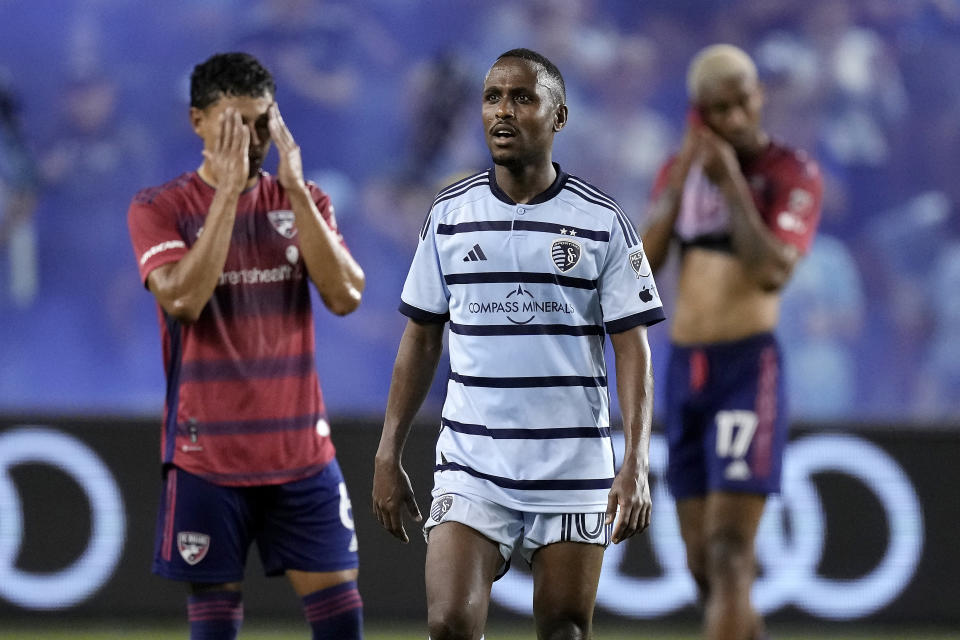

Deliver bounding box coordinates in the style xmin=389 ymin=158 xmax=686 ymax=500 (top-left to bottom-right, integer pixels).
xmin=202 ymin=107 xmax=250 ymax=194
xmin=372 ymin=456 xmax=422 ymax=543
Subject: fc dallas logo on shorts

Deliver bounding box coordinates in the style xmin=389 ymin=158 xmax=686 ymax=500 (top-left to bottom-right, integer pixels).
xmin=177 ymin=531 xmax=210 ymax=565
xmin=267 ymin=210 xmax=298 ymax=238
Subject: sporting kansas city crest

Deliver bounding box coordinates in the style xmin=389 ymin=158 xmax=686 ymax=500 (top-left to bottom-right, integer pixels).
xmin=177 ymin=531 xmax=210 ymax=565
xmin=551 ymin=239 xmax=581 ymax=272
xmin=267 ymin=210 xmax=298 ymax=238
xmin=629 ymin=248 xmax=651 ymax=278
xmin=430 ymin=494 xmax=455 ymax=522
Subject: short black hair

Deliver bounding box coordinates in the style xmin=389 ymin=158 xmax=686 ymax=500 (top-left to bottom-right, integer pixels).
xmin=495 ymin=48 xmax=566 ymax=105
xmin=190 ymin=52 xmax=275 ymax=110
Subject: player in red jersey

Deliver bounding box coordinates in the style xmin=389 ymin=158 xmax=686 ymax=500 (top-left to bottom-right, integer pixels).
xmin=128 ymin=53 xmax=365 ymax=640
xmin=641 ymin=44 xmax=822 ymax=640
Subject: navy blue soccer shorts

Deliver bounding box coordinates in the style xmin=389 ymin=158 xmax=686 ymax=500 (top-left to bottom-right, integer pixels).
xmin=152 ymin=459 xmax=359 ymax=584
xmin=664 ymin=332 xmax=788 ymax=500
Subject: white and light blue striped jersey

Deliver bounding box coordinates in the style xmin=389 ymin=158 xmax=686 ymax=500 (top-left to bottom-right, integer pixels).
xmin=400 ymin=165 xmax=665 ymax=512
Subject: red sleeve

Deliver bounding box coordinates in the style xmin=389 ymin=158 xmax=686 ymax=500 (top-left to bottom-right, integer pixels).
xmin=306 ymin=181 xmax=350 ymax=251
xmin=127 ymin=192 xmax=188 ymax=285
xmin=763 ymin=152 xmax=823 ymax=254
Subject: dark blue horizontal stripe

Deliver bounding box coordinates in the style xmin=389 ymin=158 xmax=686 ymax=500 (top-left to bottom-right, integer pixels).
xmin=436 ymin=461 xmax=613 ymax=491
xmin=209 ymin=277 xmax=311 ymax=319
xmin=196 ymin=460 xmax=330 ymax=485
xmin=563 ymin=184 xmax=638 ymax=248
xmin=604 ymin=307 xmax=666 ymax=333
xmin=449 ymin=372 xmax=607 ymax=388
xmin=444 ymin=271 xmax=597 ymax=290
xmin=177 ymin=412 xmax=323 ymax=436
xmin=433 ymin=178 xmax=489 ymax=207
xmin=436 ymin=220 xmax=609 ymax=241
xmin=399 ymin=301 xmax=449 ymax=323
xmin=442 ymin=417 xmax=610 ymax=439
xmin=434 ymin=171 xmax=487 ymax=200
xmin=180 ymin=354 xmax=315 ymax=383
xmin=566 ymin=176 xmax=641 ymax=245
xmin=449 ymin=322 xmax=604 ymax=336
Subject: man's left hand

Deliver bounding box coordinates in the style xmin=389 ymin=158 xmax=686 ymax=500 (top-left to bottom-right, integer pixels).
xmin=605 ymin=460 xmax=652 ymax=544
xmin=268 ymin=103 xmax=306 ymax=191
xmin=697 ymin=127 xmax=740 ymax=185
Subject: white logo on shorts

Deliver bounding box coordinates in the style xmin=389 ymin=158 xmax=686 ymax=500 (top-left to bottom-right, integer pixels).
xmin=431 ymin=494 xmax=455 ymax=522
xmin=177 ymin=532 xmax=210 ymax=565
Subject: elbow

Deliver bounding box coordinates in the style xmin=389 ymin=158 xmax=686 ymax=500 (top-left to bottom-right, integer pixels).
xmin=325 ymin=287 xmax=363 ymax=316
xmin=164 ymin=298 xmax=203 ymax=324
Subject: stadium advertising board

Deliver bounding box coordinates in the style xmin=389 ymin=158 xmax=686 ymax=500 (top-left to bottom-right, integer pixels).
xmin=0 ymin=417 xmax=954 ymax=625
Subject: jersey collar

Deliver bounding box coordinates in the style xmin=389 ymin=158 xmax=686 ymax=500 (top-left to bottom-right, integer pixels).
xmin=487 ymin=162 xmax=569 ymax=206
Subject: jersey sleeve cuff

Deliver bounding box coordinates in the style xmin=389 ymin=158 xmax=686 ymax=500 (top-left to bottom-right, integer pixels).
xmin=604 ymin=307 xmax=666 ymax=333
xmin=399 ymin=301 xmax=449 ymax=324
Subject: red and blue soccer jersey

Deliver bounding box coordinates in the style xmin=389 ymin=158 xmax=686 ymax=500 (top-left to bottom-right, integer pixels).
xmin=128 ymin=171 xmax=342 ymax=486
xmin=652 ymin=140 xmax=824 ymax=497
xmin=652 ymin=139 xmax=823 ymax=254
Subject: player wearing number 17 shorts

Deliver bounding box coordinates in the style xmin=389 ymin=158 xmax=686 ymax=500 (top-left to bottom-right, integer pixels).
xmin=641 ymin=45 xmax=822 ymax=640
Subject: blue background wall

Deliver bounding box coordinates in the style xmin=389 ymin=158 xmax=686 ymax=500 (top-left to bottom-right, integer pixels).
xmin=2 ymin=0 xmax=959 ymax=423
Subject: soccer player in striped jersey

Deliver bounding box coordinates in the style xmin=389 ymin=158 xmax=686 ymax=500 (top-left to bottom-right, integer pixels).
xmin=373 ymin=49 xmax=664 ymax=640
xmin=641 ymin=45 xmax=823 ymax=640
xmin=128 ymin=53 xmax=366 ymax=640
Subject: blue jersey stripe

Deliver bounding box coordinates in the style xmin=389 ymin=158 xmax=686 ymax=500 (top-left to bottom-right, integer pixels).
xmin=566 ymin=177 xmax=641 ymax=246
xmin=450 ymin=371 xmax=607 ymax=388
xmin=563 ymin=184 xmax=637 ymax=248
xmin=604 ymin=307 xmax=666 ymax=333
xmin=436 ymin=461 xmax=614 ymax=491
xmin=399 ymin=300 xmax=449 ymax=323
xmin=434 ymin=171 xmax=487 ymax=199
xmin=418 ymin=209 xmax=432 ymax=240
xmin=444 ymin=271 xmax=597 ymax=290
xmin=177 ymin=412 xmax=323 ymax=436
xmin=163 ymin=314 xmax=183 ymax=464
xmin=179 ymin=353 xmax=315 ymax=383
xmin=442 ymin=417 xmax=610 ymax=439
xmin=197 ymin=460 xmax=331 ymax=485
xmin=211 ymin=281 xmax=311 ymax=318
xmin=433 ymin=177 xmax=490 ymax=207
xmin=449 ymin=322 xmax=604 ymax=336
xmin=436 ymin=220 xmax=610 ymax=241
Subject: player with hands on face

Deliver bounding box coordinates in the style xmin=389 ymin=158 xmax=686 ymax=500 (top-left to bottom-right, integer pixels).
xmin=128 ymin=52 xmax=365 ymax=640
xmin=641 ymin=44 xmax=823 ymax=640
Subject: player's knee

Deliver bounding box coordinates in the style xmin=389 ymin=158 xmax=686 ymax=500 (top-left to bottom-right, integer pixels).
xmin=705 ymin=528 xmax=753 ymax=586
xmin=427 ymin=605 xmax=482 ymax=640
xmin=536 ymin=610 xmax=591 ymax=640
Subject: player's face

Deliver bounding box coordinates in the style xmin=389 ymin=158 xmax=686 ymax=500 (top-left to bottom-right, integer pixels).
xmin=191 ymin=93 xmax=274 ymax=178
xmin=697 ymin=75 xmax=764 ymax=153
xmin=482 ymin=58 xmax=565 ymax=170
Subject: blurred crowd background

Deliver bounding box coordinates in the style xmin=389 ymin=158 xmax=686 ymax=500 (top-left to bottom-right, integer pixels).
xmin=1 ymin=0 xmax=959 ymax=424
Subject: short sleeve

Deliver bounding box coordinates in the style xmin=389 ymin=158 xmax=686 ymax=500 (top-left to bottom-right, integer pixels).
xmin=306 ymin=181 xmax=349 ymax=251
xmin=764 ymin=154 xmax=823 ymax=255
xmin=398 ymin=207 xmax=450 ymax=323
xmin=128 ymin=194 xmax=187 ymax=285
xmin=598 ymin=214 xmax=665 ymax=334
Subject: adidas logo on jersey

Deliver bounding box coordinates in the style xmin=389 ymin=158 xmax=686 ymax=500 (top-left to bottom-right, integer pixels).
xmin=462 ymin=244 xmax=488 ymax=262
